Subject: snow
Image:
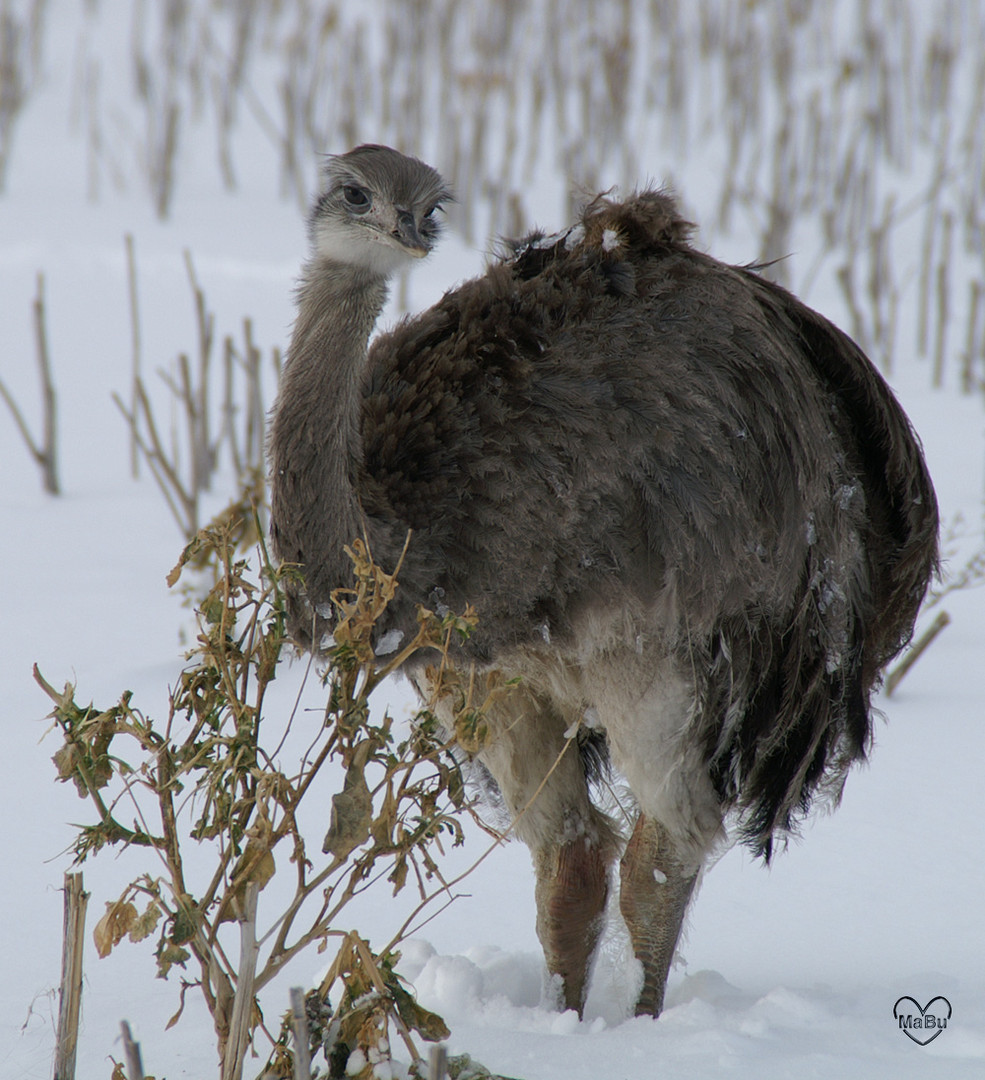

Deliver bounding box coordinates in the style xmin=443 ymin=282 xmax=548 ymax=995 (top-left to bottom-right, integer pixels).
xmin=375 ymin=629 xmax=405 ymax=656
xmin=2 ymin=5 xmax=984 ymax=1079
xmin=563 ymin=226 xmax=585 ymax=251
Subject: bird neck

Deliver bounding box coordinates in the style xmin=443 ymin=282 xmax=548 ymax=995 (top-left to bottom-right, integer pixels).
xmin=271 ymin=258 xmax=391 ymax=599
xmin=290 ymin=257 xmax=389 ymax=382
xmin=286 ymin=256 xmax=388 ymax=447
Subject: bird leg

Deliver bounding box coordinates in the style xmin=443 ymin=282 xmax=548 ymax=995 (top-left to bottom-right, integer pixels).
xmin=534 ymin=835 xmax=610 ymax=1015
xmin=449 ymin=678 xmax=617 ymax=1017
xmin=619 ymin=813 xmax=698 ymax=1017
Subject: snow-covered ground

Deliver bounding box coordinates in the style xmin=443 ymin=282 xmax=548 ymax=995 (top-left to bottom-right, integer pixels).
xmin=2 ymin=4 xmax=984 ymax=1078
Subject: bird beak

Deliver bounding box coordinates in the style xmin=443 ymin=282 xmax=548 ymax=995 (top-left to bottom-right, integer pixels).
xmin=395 ymin=211 xmax=429 ymax=258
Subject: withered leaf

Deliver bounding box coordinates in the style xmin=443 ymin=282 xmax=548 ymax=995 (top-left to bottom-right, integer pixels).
xmin=128 ymin=899 xmax=162 ymax=943
xmin=453 ymin=710 xmax=489 ymax=755
xmin=323 ymin=742 xmax=374 ymax=858
xmin=231 ymin=839 xmax=277 ymax=890
xmin=370 ymin=784 xmax=398 ymax=848
xmin=51 ymin=744 xmax=83 ymax=795
xmin=170 ymin=899 xmax=201 ymax=945
xmin=446 ymin=1054 xmax=499 ymax=1079
xmin=388 ymin=854 xmax=408 ymax=896
xmin=219 ymin=842 xmax=277 ymax=922
xmin=391 ymin=980 xmax=450 ymax=1042
xmin=166 ymin=534 xmax=205 ymax=587
xmin=93 ymin=899 xmax=137 ymax=958
xmin=156 ymin=942 xmax=191 ymax=979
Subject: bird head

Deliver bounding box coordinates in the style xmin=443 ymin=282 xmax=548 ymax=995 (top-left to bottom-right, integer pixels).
xmin=309 ymin=145 xmax=452 ymax=276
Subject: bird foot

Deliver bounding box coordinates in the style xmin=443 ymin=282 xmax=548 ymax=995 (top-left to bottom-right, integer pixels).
xmin=534 ymin=836 xmax=610 ymax=1016
xmin=619 ymin=814 xmax=698 ymax=1017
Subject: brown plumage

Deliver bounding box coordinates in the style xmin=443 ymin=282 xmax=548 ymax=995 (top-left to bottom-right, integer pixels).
xmin=269 ymin=145 xmax=938 ymax=1018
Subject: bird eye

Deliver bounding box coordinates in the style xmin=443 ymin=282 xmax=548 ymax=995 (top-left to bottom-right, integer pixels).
xmin=343 ymin=185 xmax=371 ymax=211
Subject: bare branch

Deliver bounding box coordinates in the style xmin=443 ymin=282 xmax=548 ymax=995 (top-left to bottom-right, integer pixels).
xmin=0 ymin=272 xmax=59 ymax=493
xmin=125 ymin=233 xmax=141 ymax=478
xmin=33 ymin=273 xmax=58 ymax=493
xmin=885 ymin=611 xmax=951 ymax=696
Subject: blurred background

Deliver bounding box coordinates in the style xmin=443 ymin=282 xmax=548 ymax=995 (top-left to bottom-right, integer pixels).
xmin=3 ymin=0 xmax=985 ymax=382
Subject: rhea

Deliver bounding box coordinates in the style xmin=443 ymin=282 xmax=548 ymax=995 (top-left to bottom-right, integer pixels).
xmin=269 ymin=145 xmax=938 ymax=1018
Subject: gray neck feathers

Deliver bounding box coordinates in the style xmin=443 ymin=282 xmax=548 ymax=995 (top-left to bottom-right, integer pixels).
xmin=270 ymin=258 xmax=389 ymax=606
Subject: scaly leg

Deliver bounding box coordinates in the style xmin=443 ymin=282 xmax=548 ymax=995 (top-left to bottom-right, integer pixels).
xmin=471 ymin=684 xmax=617 ymax=1016
xmin=534 ymin=833 xmax=611 ymax=1014
xmin=416 ymin=669 xmax=618 ymax=1015
xmin=619 ymin=813 xmax=699 ymax=1017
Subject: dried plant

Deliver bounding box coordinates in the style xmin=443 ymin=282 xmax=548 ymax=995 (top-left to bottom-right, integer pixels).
xmin=3 ymin=2 xmax=981 ymax=390
xmin=925 ymin=512 xmax=985 ymax=610
xmin=884 ymin=508 xmax=985 ymax=695
xmin=130 ymin=0 xmax=197 ymax=219
xmin=113 ymin=242 xmax=279 ymax=539
xmin=37 ymin=525 xmax=502 ymax=1079
xmin=0 ymin=272 xmax=59 ymax=494
xmin=45 ymin=1 xmax=984 ymax=384
xmin=0 ymin=0 xmax=46 ymax=191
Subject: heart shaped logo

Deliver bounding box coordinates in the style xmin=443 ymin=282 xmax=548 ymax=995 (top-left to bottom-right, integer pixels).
xmin=893 ymin=996 xmax=952 ymax=1045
